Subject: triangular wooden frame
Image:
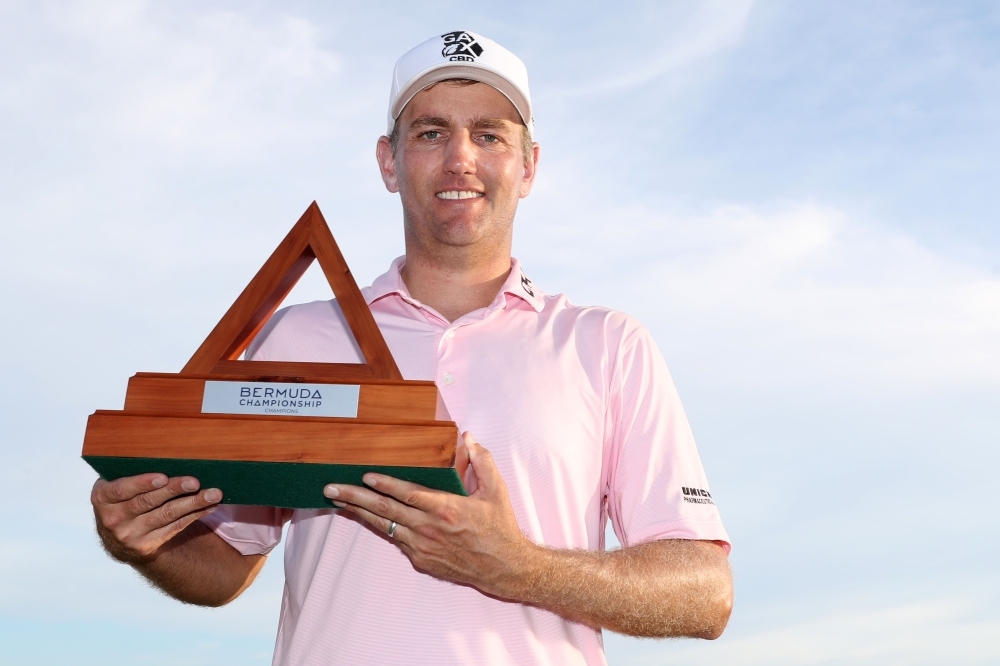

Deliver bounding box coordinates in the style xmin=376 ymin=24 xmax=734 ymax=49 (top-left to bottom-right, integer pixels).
xmin=181 ymin=202 xmax=402 ymax=381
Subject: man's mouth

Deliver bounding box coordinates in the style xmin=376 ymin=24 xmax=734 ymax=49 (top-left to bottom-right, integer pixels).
xmin=436 ymin=190 xmax=484 ymax=200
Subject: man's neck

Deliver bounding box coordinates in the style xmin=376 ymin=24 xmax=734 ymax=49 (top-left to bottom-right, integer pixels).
xmin=400 ymin=251 xmax=512 ymax=323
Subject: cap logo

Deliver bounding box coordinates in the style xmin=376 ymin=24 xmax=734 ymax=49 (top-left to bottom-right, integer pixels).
xmin=441 ymin=31 xmax=483 ymax=62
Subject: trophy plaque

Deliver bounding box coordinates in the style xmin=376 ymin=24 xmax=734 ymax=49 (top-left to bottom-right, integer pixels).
xmin=81 ymin=202 xmax=464 ymax=508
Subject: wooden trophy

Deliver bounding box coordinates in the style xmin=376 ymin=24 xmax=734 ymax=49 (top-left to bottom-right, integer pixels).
xmin=82 ymin=202 xmax=464 ymax=508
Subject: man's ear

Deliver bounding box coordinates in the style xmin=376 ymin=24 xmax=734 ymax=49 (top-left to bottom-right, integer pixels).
xmin=376 ymin=136 xmax=399 ymax=193
xmin=519 ymin=142 xmax=540 ymax=198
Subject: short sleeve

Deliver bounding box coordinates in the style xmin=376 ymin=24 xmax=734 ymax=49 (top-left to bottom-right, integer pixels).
xmin=200 ymin=504 xmax=290 ymax=556
xmin=606 ymin=326 xmax=731 ymax=553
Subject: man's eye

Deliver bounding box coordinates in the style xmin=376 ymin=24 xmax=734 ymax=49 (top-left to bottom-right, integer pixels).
xmin=482 ymin=134 xmax=499 ymax=143
xmin=422 ymin=130 xmax=441 ymax=139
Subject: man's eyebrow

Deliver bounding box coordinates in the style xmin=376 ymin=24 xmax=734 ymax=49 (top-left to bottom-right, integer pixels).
xmin=471 ymin=118 xmax=515 ymax=131
xmin=407 ymin=116 xmax=516 ymax=131
xmin=408 ymin=116 xmax=451 ymax=129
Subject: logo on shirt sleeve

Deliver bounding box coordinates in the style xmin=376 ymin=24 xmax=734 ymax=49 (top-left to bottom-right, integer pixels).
xmin=682 ymin=487 xmax=715 ymax=505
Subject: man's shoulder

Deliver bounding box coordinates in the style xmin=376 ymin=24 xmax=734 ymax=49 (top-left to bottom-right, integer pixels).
xmin=539 ymin=291 xmax=646 ymax=330
xmin=537 ymin=292 xmax=653 ymax=350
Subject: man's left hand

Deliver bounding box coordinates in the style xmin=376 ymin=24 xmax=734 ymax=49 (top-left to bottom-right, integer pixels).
xmin=323 ymin=432 xmax=533 ymax=596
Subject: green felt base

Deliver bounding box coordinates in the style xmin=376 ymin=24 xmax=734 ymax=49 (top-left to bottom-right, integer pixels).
xmin=83 ymin=456 xmax=466 ymax=508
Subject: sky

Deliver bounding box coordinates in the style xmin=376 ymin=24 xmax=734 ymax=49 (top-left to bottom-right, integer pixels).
xmin=1 ymin=0 xmax=998 ymax=664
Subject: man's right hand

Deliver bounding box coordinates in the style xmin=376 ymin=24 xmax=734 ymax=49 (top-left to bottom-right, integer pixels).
xmin=91 ymin=473 xmax=223 ymax=564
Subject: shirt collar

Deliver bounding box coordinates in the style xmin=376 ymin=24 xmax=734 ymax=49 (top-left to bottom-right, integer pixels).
xmin=364 ymin=256 xmax=545 ymax=313
xmin=500 ymin=257 xmax=545 ymax=312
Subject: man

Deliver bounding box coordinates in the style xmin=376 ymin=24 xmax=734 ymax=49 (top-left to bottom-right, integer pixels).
xmin=91 ymin=31 xmax=733 ymax=665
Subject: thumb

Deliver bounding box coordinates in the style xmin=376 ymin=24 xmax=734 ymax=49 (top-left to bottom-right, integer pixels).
xmin=455 ymin=432 xmax=475 ymax=494
xmin=466 ymin=433 xmax=506 ymax=501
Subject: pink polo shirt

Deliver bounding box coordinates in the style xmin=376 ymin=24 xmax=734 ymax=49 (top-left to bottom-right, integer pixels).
xmin=203 ymin=257 xmax=729 ymax=666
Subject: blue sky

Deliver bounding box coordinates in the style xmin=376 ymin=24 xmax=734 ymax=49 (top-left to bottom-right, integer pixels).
xmin=1 ymin=1 xmax=998 ymax=664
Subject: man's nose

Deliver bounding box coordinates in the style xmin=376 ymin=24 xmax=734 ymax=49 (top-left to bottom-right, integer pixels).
xmin=443 ymin=131 xmax=477 ymax=175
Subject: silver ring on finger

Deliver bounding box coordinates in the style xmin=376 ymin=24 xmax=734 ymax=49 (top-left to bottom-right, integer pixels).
xmin=387 ymin=521 xmax=397 ymax=538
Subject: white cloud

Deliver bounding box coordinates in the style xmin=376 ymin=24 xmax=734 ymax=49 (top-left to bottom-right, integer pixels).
xmin=38 ymin=0 xmax=342 ymax=156
xmin=521 ymin=199 xmax=1000 ymax=390
xmin=553 ymin=0 xmax=757 ymax=97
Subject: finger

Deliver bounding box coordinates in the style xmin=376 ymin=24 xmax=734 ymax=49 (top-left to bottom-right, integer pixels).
xmin=359 ymin=473 xmax=444 ymax=512
xmin=135 ymin=488 xmax=223 ymax=535
xmin=323 ymin=482 xmax=422 ymax=526
xmin=143 ymin=503 xmax=222 ymax=553
xmin=336 ymin=501 xmax=408 ymax=543
xmin=124 ymin=476 xmax=215 ymax=518
xmin=93 ymin=473 xmax=169 ymax=505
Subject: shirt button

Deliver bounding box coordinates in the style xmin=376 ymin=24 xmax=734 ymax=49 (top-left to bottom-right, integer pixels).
xmin=445 ymin=330 xmax=455 ymax=339
xmin=443 ymin=373 xmax=454 ymax=385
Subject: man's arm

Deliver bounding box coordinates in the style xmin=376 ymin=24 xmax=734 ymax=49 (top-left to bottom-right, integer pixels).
xmin=505 ymin=538 xmax=731 ymax=638
xmin=92 ymin=473 xmax=265 ymax=607
xmin=325 ymin=434 xmax=733 ymax=638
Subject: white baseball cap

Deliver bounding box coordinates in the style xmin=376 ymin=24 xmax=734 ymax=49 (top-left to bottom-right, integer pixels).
xmin=387 ymin=31 xmax=533 ymax=138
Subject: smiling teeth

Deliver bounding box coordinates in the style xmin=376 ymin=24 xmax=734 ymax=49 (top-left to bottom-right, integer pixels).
xmin=436 ymin=191 xmax=483 ymax=200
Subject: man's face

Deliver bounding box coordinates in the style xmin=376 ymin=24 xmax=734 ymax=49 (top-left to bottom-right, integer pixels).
xmin=377 ymin=81 xmax=539 ymax=260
